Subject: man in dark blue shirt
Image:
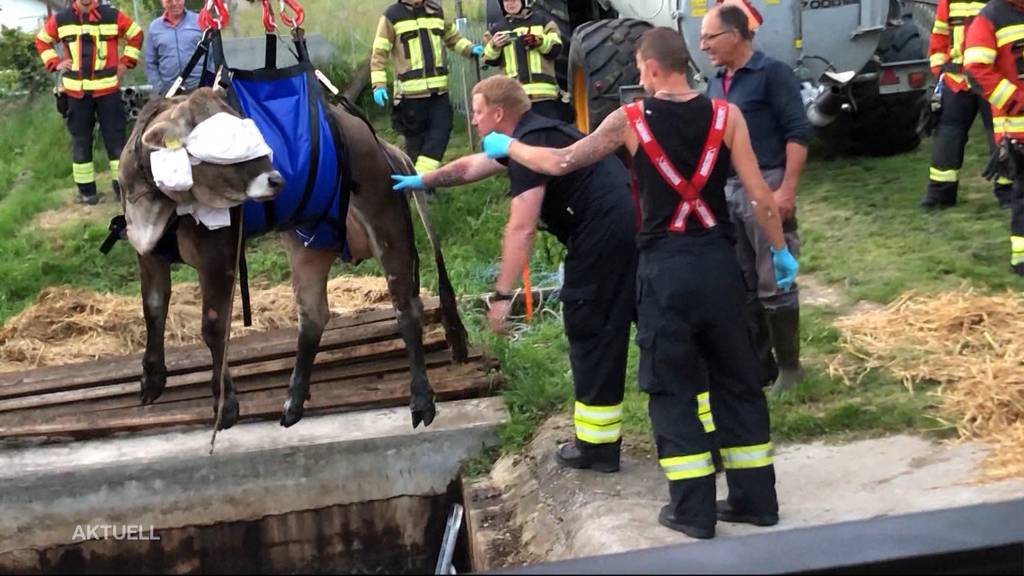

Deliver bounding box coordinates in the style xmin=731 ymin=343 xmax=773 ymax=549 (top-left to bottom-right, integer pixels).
xmin=703 ymin=4 xmax=810 ymax=396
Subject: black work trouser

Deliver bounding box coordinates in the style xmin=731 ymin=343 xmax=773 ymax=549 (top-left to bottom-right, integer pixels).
xmin=561 ymin=201 xmax=637 ymax=448
xmin=927 ymin=87 xmax=1011 ymax=204
xmin=391 ymin=92 xmax=453 ymax=171
xmin=636 ymin=232 xmax=778 ymax=531
xmin=1010 ymin=178 xmax=1024 ymax=274
xmin=67 ymin=92 xmax=126 ymax=197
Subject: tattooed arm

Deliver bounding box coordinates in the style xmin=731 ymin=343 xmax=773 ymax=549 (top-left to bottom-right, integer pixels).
xmin=422 ymin=153 xmax=507 ymax=188
xmin=506 ymin=108 xmax=629 ymax=176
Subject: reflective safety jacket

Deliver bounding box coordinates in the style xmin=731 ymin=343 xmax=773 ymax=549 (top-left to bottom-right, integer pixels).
xmin=963 ymin=0 xmax=1024 ymax=140
xmin=35 ymin=3 xmax=143 ymax=99
xmin=930 ymin=0 xmax=988 ymax=91
xmin=370 ymin=0 xmax=475 ymax=99
xmin=482 ymin=10 xmax=562 ymax=101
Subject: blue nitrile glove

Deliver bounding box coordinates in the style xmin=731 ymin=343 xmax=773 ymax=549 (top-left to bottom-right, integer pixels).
xmin=391 ymin=173 xmax=424 ymax=191
xmin=373 ymin=86 xmax=389 ymax=107
xmin=471 ymin=44 xmax=485 ymax=56
xmin=482 ymin=132 xmax=513 ymax=159
xmin=771 ymin=245 xmax=799 ymax=292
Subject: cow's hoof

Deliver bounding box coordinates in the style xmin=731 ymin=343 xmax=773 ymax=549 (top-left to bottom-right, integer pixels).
xmin=139 ymin=372 xmax=166 ymax=405
xmin=280 ymin=398 xmax=304 ymax=428
xmin=215 ymin=396 xmax=239 ymax=430
xmin=411 ymin=397 xmax=436 ymax=429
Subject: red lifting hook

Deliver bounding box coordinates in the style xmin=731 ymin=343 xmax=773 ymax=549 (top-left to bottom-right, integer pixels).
xmin=279 ymin=0 xmax=305 ymax=29
xmin=198 ymin=0 xmax=230 ymax=30
xmin=261 ymin=0 xmax=276 ymax=32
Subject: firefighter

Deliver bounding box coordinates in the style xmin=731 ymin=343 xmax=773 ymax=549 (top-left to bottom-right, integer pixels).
xmin=481 ymin=27 xmax=796 ymax=538
xmin=964 ymin=0 xmax=1024 ymax=274
xmin=370 ymin=0 xmax=484 ymax=175
xmin=35 ymin=0 xmax=143 ymax=205
xmin=922 ymin=0 xmax=1013 ymax=209
xmin=392 ymin=75 xmax=637 ymax=473
xmin=482 ymin=0 xmax=573 ymax=123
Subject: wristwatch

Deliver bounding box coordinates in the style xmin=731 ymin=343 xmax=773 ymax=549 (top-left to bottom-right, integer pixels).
xmin=491 ymin=290 xmax=513 ymax=302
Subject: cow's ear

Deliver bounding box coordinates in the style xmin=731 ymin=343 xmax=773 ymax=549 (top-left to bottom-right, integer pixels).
xmin=141 ymin=119 xmax=188 ymax=150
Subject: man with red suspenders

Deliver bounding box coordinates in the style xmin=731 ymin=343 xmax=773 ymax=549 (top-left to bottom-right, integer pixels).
xmin=481 ymin=27 xmax=797 ymax=539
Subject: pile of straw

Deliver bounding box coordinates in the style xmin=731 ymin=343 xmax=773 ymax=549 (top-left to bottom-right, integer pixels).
xmin=830 ymin=286 xmax=1024 ymax=480
xmin=0 ymin=276 xmax=397 ymax=372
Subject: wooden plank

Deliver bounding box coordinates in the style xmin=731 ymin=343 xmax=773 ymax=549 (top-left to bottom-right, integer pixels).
xmin=0 ymin=302 xmax=441 ymax=390
xmin=0 ymin=370 xmax=500 ymax=439
xmin=0 ymin=312 xmax=451 ymax=401
xmin=0 ymin=333 xmax=453 ymax=415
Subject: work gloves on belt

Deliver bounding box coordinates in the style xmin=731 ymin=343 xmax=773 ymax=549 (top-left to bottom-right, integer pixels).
xmin=983 ymin=137 xmax=1024 ymax=184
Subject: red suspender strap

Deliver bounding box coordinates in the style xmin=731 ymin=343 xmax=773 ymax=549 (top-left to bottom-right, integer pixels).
xmin=623 ymin=99 xmax=729 ymax=232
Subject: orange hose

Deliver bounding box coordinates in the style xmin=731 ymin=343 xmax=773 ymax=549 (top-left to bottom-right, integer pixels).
xmin=522 ymin=264 xmax=534 ymax=322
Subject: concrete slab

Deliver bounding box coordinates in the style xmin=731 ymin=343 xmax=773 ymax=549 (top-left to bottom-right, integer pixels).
xmin=473 ymin=417 xmax=1024 ymax=567
xmin=0 ymin=397 xmax=505 ymax=555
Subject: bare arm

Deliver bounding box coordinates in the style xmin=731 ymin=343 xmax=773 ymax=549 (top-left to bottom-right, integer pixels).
xmin=725 ymin=105 xmax=786 ymax=250
xmin=506 ymin=108 xmax=628 ymax=176
xmin=422 ymin=153 xmax=507 ymax=188
xmin=495 ymin=186 xmax=544 ymax=293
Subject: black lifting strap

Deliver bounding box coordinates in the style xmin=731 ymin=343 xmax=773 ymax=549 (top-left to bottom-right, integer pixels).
xmin=99 ymin=214 xmax=127 ymax=255
xmin=231 ymin=205 xmax=254 ymax=327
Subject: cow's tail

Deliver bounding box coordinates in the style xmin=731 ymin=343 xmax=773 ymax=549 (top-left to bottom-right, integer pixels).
xmin=382 ymin=144 xmax=469 ymax=363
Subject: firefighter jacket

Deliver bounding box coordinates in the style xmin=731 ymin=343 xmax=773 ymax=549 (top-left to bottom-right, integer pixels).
xmin=930 ymin=0 xmax=988 ymax=91
xmin=964 ymin=0 xmax=1024 ymax=140
xmin=482 ymin=11 xmax=562 ymax=101
xmin=370 ymin=0 xmax=475 ymax=99
xmin=35 ymin=3 xmax=143 ymax=99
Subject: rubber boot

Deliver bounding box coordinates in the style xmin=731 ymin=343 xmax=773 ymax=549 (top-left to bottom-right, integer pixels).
xmin=767 ymin=307 xmax=802 ymax=397
xmin=661 ymin=478 xmax=716 ymax=538
xmin=920 ymin=180 xmax=957 ymax=210
xmin=555 ymin=439 xmax=620 ymax=473
xmin=76 ymin=182 xmax=98 ymax=205
xmin=716 ymin=499 xmax=779 ymax=526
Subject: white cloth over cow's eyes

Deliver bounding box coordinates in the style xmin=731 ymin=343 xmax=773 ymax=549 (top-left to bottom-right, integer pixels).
xmin=150 ymin=146 xmax=193 ymax=196
xmin=176 ymin=201 xmax=232 ymax=230
xmin=184 ymin=113 xmax=274 ymax=165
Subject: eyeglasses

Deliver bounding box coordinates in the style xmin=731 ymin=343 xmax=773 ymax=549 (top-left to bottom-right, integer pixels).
xmin=700 ymin=29 xmax=735 ymax=43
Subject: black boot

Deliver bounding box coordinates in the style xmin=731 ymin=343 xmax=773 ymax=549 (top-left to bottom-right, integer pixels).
xmin=995 ymin=184 xmax=1013 ymax=209
xmin=717 ymin=499 xmax=779 ymax=526
xmin=658 ymin=505 xmax=715 ymax=539
xmin=767 ymin=307 xmax=802 ymax=396
xmin=76 ymin=182 xmax=98 ymax=205
xmin=554 ymin=439 xmax=620 ymax=473
xmin=920 ymin=181 xmax=958 ymax=209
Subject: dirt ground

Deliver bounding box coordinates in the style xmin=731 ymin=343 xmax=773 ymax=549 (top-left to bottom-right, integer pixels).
xmin=467 ymin=416 xmax=1024 ymax=569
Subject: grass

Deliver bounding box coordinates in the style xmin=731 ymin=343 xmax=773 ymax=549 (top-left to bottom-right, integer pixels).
xmin=0 ymin=28 xmax=1010 ymax=461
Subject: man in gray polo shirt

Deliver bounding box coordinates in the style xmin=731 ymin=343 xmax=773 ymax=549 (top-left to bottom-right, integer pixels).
xmin=143 ymin=0 xmax=204 ymax=96
xmin=702 ymin=4 xmax=810 ymax=396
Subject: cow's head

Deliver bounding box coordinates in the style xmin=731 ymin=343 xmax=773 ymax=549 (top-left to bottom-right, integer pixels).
xmin=124 ymin=87 xmax=283 ymax=254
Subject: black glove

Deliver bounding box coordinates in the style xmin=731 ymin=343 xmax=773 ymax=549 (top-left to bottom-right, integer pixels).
xmin=983 ymin=138 xmax=1022 ymax=183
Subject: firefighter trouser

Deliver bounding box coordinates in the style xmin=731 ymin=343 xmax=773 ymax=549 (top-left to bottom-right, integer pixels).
xmin=636 ymin=232 xmax=778 ymax=531
xmin=531 ymin=99 xmax=575 ymax=125
xmin=67 ymin=92 xmax=126 ymax=198
xmin=563 ymin=200 xmax=637 ymax=449
xmin=391 ymin=93 xmax=454 ymax=174
xmin=927 ymin=88 xmax=1012 ymax=204
xmin=1010 ymin=179 xmax=1024 ymax=275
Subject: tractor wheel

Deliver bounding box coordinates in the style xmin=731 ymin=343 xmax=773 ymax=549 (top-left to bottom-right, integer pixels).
xmin=818 ymin=5 xmax=927 ymax=156
xmin=568 ymin=18 xmax=652 ymax=133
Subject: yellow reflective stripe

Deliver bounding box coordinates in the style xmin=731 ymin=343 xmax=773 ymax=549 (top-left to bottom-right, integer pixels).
xmin=575 ymin=421 xmax=622 ymax=444
xmin=930 ymin=167 xmax=959 ymax=182
xmin=125 ymin=22 xmax=142 ymax=38
xmin=64 ymin=75 xmax=119 ymax=92
xmin=541 ymin=30 xmax=561 ymax=53
xmin=36 ymin=29 xmax=54 ymax=43
xmin=483 ymin=42 xmax=501 ymax=60
xmin=72 ymin=163 xmax=95 ymax=184
xmin=990 ymin=79 xmax=1017 ymax=110
xmin=372 ymin=36 xmax=392 ymax=53
xmin=408 ymin=37 xmax=423 ymax=70
xmin=951 ymin=26 xmax=965 ymax=61
xmin=414 ymin=155 xmax=441 ymax=173
xmin=123 ymin=46 xmax=141 ymax=61
xmin=660 ymin=452 xmax=715 ymax=480
xmin=431 ymin=31 xmax=444 ymax=65
xmin=964 ymin=46 xmax=997 ymax=65
xmin=453 ymin=37 xmax=472 ymax=55
xmin=996 ymin=24 xmax=1024 ymax=47
xmin=97 ymin=23 xmax=118 ymax=36
xmin=39 ymin=49 xmax=59 ymax=65
xmin=699 ymin=413 xmax=716 ymax=433
xmin=393 ymin=19 xmax=419 ymax=35
xmin=528 ymin=47 xmax=542 ymax=74
xmin=945 ymin=72 xmax=966 ymax=85
xmin=574 ymin=401 xmax=623 ymax=424
xmin=932 ymin=20 xmax=950 ymax=35
xmin=721 ymin=442 xmax=774 ymax=470
xmin=371 ymin=70 xmax=388 ymax=85
xmin=397 ymin=75 xmax=448 ymax=93
xmin=994 ymin=116 xmax=1024 ymax=133
xmin=696 ymin=391 xmax=716 ymax=433
xmin=997 ymin=176 xmax=1014 ymax=185
xmin=419 ymin=17 xmax=444 ymax=30
xmin=504 ymin=44 xmax=517 ymax=77
xmin=1012 ymin=236 xmax=1024 ymax=265
xmin=57 ymin=24 xmax=79 ymax=37
xmin=930 ymin=53 xmax=949 ymax=67
xmin=949 ymin=2 xmax=986 ymax=17
xmin=108 ymin=159 xmax=119 ymax=175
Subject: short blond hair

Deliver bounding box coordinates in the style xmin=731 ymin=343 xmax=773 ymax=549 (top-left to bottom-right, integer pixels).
xmin=471 ymin=75 xmax=531 ymax=118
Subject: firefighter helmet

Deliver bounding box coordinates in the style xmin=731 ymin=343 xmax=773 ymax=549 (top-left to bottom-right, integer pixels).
xmin=498 ymin=0 xmax=534 ymax=18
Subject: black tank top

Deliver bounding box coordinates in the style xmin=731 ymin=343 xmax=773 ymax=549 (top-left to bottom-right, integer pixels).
xmin=632 ymin=95 xmax=733 ymax=244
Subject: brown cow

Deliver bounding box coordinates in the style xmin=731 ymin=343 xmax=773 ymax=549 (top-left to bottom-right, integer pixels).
xmin=119 ymin=87 xmax=467 ymax=430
